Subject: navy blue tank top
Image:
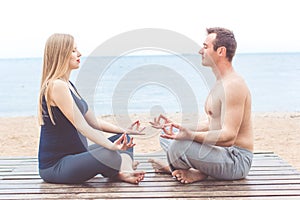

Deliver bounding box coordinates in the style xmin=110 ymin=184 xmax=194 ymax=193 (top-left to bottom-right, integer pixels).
xmin=38 ymin=82 xmax=89 ymax=169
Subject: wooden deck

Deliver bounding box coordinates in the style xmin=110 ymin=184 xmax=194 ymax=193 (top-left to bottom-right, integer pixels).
xmin=0 ymin=152 xmax=300 ymax=199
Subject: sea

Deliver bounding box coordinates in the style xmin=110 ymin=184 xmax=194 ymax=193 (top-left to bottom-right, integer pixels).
xmin=0 ymin=53 xmax=299 ymax=117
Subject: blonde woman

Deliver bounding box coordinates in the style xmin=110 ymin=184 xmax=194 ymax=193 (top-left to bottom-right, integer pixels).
xmin=38 ymin=33 xmax=145 ymax=184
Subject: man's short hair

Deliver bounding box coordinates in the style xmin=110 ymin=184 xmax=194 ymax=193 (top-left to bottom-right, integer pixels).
xmin=206 ymin=27 xmax=237 ymax=62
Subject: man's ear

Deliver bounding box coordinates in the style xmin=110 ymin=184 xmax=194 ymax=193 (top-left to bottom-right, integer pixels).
xmin=217 ymin=46 xmax=226 ymax=57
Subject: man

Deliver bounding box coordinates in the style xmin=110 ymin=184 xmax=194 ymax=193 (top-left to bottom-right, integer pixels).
xmin=149 ymin=27 xmax=253 ymax=184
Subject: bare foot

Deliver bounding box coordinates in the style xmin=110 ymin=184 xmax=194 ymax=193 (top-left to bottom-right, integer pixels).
xmin=148 ymin=158 xmax=171 ymax=174
xmin=172 ymin=168 xmax=207 ymax=184
xmin=117 ymin=171 xmax=145 ymax=184
xmin=133 ymin=161 xmax=139 ymax=170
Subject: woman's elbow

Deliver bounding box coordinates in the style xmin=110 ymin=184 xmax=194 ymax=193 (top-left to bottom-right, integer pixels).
xmin=74 ymin=121 xmax=90 ymax=134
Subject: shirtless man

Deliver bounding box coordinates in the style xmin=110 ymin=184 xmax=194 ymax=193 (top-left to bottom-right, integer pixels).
xmin=149 ymin=27 xmax=254 ymax=184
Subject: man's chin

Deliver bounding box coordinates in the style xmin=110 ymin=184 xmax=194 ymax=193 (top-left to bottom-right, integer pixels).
xmin=201 ymin=62 xmax=209 ymax=67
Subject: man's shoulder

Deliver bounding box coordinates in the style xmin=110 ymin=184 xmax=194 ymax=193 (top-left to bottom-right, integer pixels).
xmin=222 ymin=74 xmax=250 ymax=98
xmin=225 ymin=73 xmax=247 ymax=88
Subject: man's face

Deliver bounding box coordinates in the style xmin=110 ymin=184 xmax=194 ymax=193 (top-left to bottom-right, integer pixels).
xmin=199 ymin=33 xmax=217 ymax=67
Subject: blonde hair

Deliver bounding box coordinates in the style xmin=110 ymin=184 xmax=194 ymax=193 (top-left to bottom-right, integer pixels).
xmin=38 ymin=33 xmax=74 ymax=125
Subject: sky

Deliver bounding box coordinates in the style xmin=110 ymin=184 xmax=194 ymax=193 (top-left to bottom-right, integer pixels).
xmin=0 ymin=0 xmax=299 ymax=58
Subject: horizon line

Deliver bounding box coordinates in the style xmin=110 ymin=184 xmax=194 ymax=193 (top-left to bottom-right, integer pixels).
xmin=0 ymin=51 xmax=300 ymax=60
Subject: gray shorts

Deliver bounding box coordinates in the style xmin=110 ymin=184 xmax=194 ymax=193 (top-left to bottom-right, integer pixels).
xmin=160 ymin=137 xmax=253 ymax=180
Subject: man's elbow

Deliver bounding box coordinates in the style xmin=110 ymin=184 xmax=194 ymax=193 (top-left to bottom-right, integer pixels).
xmin=216 ymin=139 xmax=235 ymax=147
xmin=219 ymin=130 xmax=237 ymax=147
xmin=222 ymin=140 xmax=235 ymax=147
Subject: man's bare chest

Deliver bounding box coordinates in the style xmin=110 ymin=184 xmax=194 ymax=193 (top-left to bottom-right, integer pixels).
xmin=205 ymin=86 xmax=223 ymax=118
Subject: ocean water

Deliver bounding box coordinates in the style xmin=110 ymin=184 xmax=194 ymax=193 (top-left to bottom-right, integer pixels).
xmin=0 ymin=53 xmax=299 ymax=117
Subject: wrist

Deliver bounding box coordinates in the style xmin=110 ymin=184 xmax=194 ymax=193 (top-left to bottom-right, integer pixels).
xmin=118 ymin=128 xmax=126 ymax=134
xmin=109 ymin=143 xmax=118 ymax=151
xmin=188 ymin=130 xmax=195 ymax=141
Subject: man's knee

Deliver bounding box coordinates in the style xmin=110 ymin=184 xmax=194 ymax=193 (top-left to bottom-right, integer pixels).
xmin=169 ymin=140 xmax=193 ymax=151
xmin=167 ymin=140 xmax=193 ymax=159
xmin=167 ymin=140 xmax=208 ymax=164
xmin=167 ymin=140 xmax=194 ymax=170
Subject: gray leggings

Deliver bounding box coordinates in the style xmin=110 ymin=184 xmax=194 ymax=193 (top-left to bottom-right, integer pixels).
xmin=39 ymin=135 xmax=133 ymax=184
xmin=160 ymin=137 xmax=253 ymax=180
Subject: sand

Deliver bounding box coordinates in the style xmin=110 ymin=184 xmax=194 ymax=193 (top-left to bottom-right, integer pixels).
xmin=0 ymin=112 xmax=299 ymax=171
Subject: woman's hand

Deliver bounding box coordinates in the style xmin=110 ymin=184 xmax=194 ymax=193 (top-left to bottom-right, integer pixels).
xmin=112 ymin=133 xmax=135 ymax=151
xmin=125 ymin=120 xmax=146 ymax=135
xmin=149 ymin=114 xmax=172 ymax=129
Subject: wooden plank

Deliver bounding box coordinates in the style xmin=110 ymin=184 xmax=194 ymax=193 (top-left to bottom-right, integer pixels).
xmin=0 ymin=152 xmax=299 ymax=199
xmin=2 ymin=166 xmax=297 ymax=175
xmin=1 ymin=178 xmax=300 ymax=187
xmin=5 ymin=158 xmax=279 ymax=165
xmin=2 ymin=174 xmax=300 ymax=181
xmin=1 ymin=183 xmax=300 ymax=194
xmin=0 ymin=156 xmax=286 ymax=163
xmin=0 ymin=190 xmax=300 ymax=199
xmin=3 ymin=165 xmax=298 ymax=173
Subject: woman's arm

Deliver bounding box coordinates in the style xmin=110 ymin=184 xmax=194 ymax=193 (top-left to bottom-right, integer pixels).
xmin=84 ymin=109 xmax=125 ymax=134
xmin=50 ymin=80 xmax=123 ymax=150
xmin=84 ymin=109 xmax=145 ymax=135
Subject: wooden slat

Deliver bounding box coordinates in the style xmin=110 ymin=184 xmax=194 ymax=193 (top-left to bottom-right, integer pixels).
xmin=0 ymin=152 xmax=299 ymax=199
xmin=0 ymin=190 xmax=300 ymax=199
xmin=1 ymin=184 xmax=300 ymax=193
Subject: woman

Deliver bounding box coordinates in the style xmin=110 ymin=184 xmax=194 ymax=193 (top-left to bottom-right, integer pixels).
xmin=38 ymin=33 xmax=145 ymax=184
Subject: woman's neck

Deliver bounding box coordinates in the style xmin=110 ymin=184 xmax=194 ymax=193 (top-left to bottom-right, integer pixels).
xmin=60 ymin=71 xmax=71 ymax=82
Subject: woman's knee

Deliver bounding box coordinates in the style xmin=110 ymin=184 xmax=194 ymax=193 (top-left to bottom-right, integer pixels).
xmin=90 ymin=147 xmax=122 ymax=170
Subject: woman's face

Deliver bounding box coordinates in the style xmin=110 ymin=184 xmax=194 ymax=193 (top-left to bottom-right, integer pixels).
xmin=69 ymin=43 xmax=81 ymax=70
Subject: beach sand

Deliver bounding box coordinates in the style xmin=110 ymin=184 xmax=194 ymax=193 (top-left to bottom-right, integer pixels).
xmin=0 ymin=112 xmax=299 ymax=171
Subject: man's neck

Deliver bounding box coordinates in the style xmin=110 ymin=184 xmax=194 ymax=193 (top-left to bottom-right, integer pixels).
xmin=212 ymin=60 xmax=234 ymax=80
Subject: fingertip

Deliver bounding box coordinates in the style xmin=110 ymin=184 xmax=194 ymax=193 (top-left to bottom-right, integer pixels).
xmin=131 ymin=143 xmax=136 ymax=147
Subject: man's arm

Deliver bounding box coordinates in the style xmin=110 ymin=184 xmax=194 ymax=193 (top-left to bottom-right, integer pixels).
xmin=190 ymin=119 xmax=209 ymax=132
xmin=162 ymin=80 xmax=248 ymax=147
xmin=192 ymin=81 xmax=247 ymax=146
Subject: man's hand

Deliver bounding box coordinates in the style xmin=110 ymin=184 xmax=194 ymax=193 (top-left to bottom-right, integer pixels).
xmin=161 ymin=123 xmax=193 ymax=141
xmin=149 ymin=114 xmax=172 ymax=129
